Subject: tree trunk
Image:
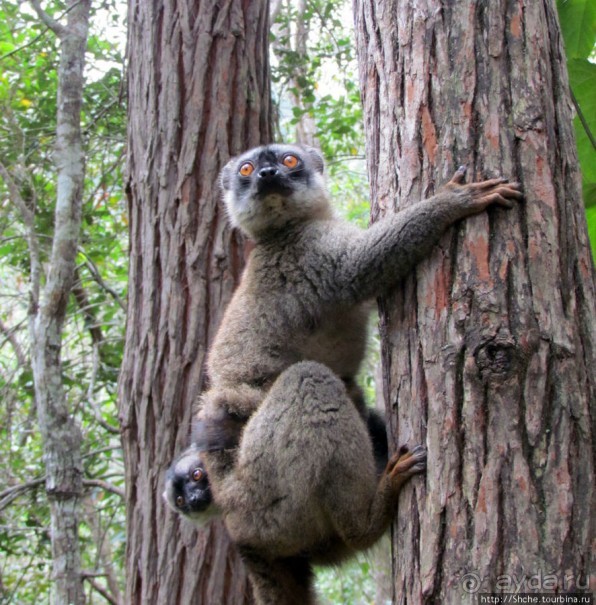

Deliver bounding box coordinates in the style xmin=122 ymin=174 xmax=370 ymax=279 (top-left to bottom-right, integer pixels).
xmin=120 ymin=2 xmax=271 ymax=603
xmin=354 ymin=1 xmax=595 ymax=603
xmin=271 ymin=0 xmax=318 ymax=146
xmin=27 ymin=2 xmax=91 ymax=603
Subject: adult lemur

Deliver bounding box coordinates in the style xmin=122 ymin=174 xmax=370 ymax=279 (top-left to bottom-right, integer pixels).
xmin=165 ymin=144 xmax=522 ymax=605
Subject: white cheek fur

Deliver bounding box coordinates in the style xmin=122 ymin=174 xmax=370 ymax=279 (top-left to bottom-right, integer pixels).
xmin=222 ymin=172 xmax=332 ymax=239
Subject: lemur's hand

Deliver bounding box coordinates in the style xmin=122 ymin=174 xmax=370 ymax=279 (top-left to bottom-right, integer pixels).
xmin=446 ymin=165 xmax=523 ymax=212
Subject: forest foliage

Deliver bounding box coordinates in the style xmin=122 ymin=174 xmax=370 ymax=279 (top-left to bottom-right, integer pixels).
xmin=0 ymin=0 xmax=593 ymax=602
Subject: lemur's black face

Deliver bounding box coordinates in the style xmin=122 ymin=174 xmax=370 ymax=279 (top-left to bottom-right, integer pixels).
xmin=220 ymin=144 xmax=329 ymax=238
xmin=163 ymin=446 xmax=219 ymax=525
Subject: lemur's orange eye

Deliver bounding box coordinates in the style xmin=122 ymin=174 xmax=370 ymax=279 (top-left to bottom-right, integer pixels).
xmin=176 ymin=496 xmax=184 ymax=507
xmin=282 ymin=154 xmax=299 ymax=169
xmin=192 ymin=468 xmax=204 ymax=482
xmin=239 ymin=162 xmax=254 ymax=177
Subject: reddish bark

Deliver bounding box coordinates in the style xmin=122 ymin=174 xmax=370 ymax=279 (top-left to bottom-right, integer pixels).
xmin=120 ymin=2 xmax=271 ymax=602
xmin=354 ymin=1 xmax=595 ymax=602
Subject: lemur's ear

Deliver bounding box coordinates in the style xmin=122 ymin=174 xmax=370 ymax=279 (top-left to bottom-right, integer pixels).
xmin=299 ymin=146 xmax=325 ymax=174
xmin=220 ymin=157 xmax=237 ymax=191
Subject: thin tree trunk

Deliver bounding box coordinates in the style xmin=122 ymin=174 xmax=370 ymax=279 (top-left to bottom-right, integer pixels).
xmin=120 ymin=2 xmax=272 ymax=603
xmin=26 ymin=1 xmax=91 ymax=603
xmin=271 ymin=0 xmax=318 ymax=147
xmin=354 ymin=1 xmax=595 ymax=603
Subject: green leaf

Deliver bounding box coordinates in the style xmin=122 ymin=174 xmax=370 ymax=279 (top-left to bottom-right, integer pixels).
xmin=568 ymin=58 xmax=596 ymax=133
xmin=585 ymin=205 xmax=596 ymax=260
xmin=584 ymin=183 xmax=596 ymax=209
xmin=557 ymin=0 xmax=596 ymax=59
xmin=568 ymin=59 xmax=596 ymax=189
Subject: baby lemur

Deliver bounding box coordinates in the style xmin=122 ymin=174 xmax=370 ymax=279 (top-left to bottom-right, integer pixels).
xmin=166 ymin=363 xmax=425 ymax=605
xmin=164 ymin=395 xmax=390 ymax=523
xmin=165 ymin=144 xmax=522 ymax=605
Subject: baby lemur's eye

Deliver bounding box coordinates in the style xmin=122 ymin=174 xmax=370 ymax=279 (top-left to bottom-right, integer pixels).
xmin=192 ymin=468 xmax=204 ymax=482
xmin=175 ymin=495 xmax=184 ymax=508
xmin=282 ymin=154 xmax=299 ymax=169
xmin=239 ymin=162 xmax=254 ymax=177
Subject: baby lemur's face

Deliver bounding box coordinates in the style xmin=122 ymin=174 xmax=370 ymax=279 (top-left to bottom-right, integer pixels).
xmin=220 ymin=144 xmax=331 ymax=238
xmin=163 ymin=445 xmax=220 ymax=526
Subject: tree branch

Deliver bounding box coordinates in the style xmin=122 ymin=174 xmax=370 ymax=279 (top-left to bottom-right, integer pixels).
xmin=82 ymin=148 xmax=125 ymax=208
xmin=0 ymin=476 xmax=125 ymax=511
xmin=0 ymin=477 xmax=125 ymax=515
xmin=83 ymin=498 xmax=123 ymax=604
xmin=0 ymin=28 xmax=49 ymax=61
xmin=72 ymin=267 xmax=104 ymax=346
xmin=0 ymin=161 xmax=42 ymax=311
xmin=80 ymin=254 xmax=127 ymax=312
xmin=82 ymin=479 xmax=125 ymax=499
xmin=83 ymin=576 xmax=120 ymax=605
xmin=0 ymin=318 xmax=28 ymax=367
xmin=29 ymin=0 xmax=67 ymax=37
xmin=2 ymin=1 xmax=85 ymax=60
xmin=85 ymin=342 xmax=121 ymax=435
xmin=0 ymin=479 xmax=45 ymax=511
xmin=0 ymin=162 xmax=34 ymax=229
xmin=81 ymin=445 xmax=123 ymax=459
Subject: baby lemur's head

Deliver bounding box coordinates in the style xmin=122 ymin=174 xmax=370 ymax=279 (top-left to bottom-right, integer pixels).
xmin=220 ymin=144 xmax=332 ymax=239
xmin=163 ymin=414 xmax=242 ymax=526
xmin=163 ymin=445 xmax=220 ymax=526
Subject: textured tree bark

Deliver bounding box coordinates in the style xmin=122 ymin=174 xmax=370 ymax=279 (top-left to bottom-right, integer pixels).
xmin=26 ymin=2 xmax=91 ymax=603
xmin=120 ymin=2 xmax=271 ymax=603
xmin=354 ymin=1 xmax=595 ymax=603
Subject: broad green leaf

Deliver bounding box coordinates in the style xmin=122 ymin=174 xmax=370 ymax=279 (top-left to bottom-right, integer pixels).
xmin=568 ymin=59 xmax=596 ymax=190
xmin=557 ymin=0 xmax=596 ymax=59
xmin=568 ymin=58 xmax=596 ymax=133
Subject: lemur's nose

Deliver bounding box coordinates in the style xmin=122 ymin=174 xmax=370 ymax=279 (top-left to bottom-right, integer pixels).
xmin=258 ymin=166 xmax=279 ymax=180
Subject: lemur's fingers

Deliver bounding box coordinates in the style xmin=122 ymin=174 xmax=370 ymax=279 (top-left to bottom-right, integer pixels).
xmin=448 ymin=165 xmax=467 ymax=185
xmin=386 ymin=444 xmax=427 ymax=479
xmin=468 ymin=176 xmax=509 ymax=190
xmin=476 ymin=184 xmax=523 ymax=205
xmin=496 ymin=184 xmax=524 ymax=199
xmin=479 ymin=193 xmax=515 ymax=208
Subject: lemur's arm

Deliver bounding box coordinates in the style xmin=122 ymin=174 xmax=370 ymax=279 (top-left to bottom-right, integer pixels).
xmin=315 ymin=169 xmax=522 ymax=304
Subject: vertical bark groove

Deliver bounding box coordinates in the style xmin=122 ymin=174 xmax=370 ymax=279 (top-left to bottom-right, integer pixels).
xmin=354 ymin=0 xmax=594 ymax=602
xmin=121 ymin=2 xmax=271 ymax=603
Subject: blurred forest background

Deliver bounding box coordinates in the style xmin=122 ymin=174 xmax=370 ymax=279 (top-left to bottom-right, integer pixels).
xmin=0 ymin=0 xmax=593 ymax=603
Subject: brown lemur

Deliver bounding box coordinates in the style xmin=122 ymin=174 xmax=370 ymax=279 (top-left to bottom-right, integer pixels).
xmin=164 ymin=144 xmax=522 ymax=605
